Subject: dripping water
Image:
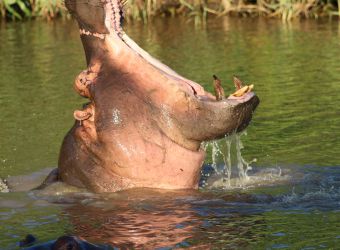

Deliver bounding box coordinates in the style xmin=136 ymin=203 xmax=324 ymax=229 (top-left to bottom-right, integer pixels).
xmin=221 ymin=135 xmax=232 ymax=187
xmin=235 ymin=131 xmax=257 ymax=183
xmin=211 ymin=141 xmax=221 ymax=174
xmin=202 ymin=131 xmax=259 ymax=188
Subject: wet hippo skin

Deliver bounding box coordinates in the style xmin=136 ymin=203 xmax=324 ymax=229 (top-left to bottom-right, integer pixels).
xmin=56 ymin=0 xmax=260 ymax=192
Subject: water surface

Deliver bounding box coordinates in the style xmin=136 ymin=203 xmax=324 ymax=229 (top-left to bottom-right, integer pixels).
xmin=0 ymin=17 xmax=340 ymax=249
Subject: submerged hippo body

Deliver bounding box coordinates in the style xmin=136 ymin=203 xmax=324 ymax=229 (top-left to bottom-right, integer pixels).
xmin=57 ymin=0 xmax=259 ymax=192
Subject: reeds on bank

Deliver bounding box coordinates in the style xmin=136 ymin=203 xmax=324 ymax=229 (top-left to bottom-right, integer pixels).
xmin=0 ymin=0 xmax=339 ymax=21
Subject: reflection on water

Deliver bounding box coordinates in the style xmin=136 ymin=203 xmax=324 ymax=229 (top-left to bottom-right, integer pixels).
xmin=1 ymin=167 xmax=340 ymax=249
xmin=65 ymin=195 xmax=200 ymax=248
xmin=0 ymin=17 xmax=340 ymax=249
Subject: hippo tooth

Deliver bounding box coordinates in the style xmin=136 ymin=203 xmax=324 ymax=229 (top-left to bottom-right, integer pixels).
xmin=212 ymin=75 xmax=225 ymax=101
xmin=231 ymin=85 xmax=250 ymax=97
xmin=233 ymin=76 xmax=244 ymax=90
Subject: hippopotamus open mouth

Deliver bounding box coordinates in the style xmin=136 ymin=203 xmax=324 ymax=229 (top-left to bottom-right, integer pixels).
xmin=56 ymin=0 xmax=260 ymax=192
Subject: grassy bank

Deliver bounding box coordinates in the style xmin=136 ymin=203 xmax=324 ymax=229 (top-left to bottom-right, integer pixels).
xmin=0 ymin=0 xmax=339 ymax=21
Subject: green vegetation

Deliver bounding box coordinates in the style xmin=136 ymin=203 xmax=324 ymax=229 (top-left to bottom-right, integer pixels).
xmin=0 ymin=0 xmax=64 ymax=20
xmin=0 ymin=0 xmax=339 ymax=21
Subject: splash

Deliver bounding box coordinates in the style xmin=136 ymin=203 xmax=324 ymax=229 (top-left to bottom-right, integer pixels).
xmin=211 ymin=140 xmax=221 ymax=174
xmin=235 ymin=131 xmax=256 ymax=182
xmin=203 ymin=131 xmax=259 ymax=188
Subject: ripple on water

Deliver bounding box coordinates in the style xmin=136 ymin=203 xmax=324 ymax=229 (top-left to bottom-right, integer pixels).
xmin=0 ymin=18 xmax=340 ymax=249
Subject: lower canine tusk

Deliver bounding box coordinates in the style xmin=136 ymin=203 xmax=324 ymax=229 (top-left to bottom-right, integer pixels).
xmin=212 ymin=75 xmax=225 ymax=101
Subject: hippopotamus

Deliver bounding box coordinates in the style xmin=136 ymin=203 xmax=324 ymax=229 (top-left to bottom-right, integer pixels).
xmin=52 ymin=0 xmax=259 ymax=193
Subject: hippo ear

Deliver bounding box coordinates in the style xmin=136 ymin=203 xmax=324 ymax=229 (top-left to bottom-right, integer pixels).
xmin=74 ymin=110 xmax=92 ymax=121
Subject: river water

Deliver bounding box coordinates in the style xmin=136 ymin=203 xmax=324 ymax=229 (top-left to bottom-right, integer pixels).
xmin=0 ymin=17 xmax=340 ymax=249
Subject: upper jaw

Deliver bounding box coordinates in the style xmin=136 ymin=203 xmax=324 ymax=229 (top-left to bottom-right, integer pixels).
xmin=69 ymin=0 xmax=256 ymax=105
